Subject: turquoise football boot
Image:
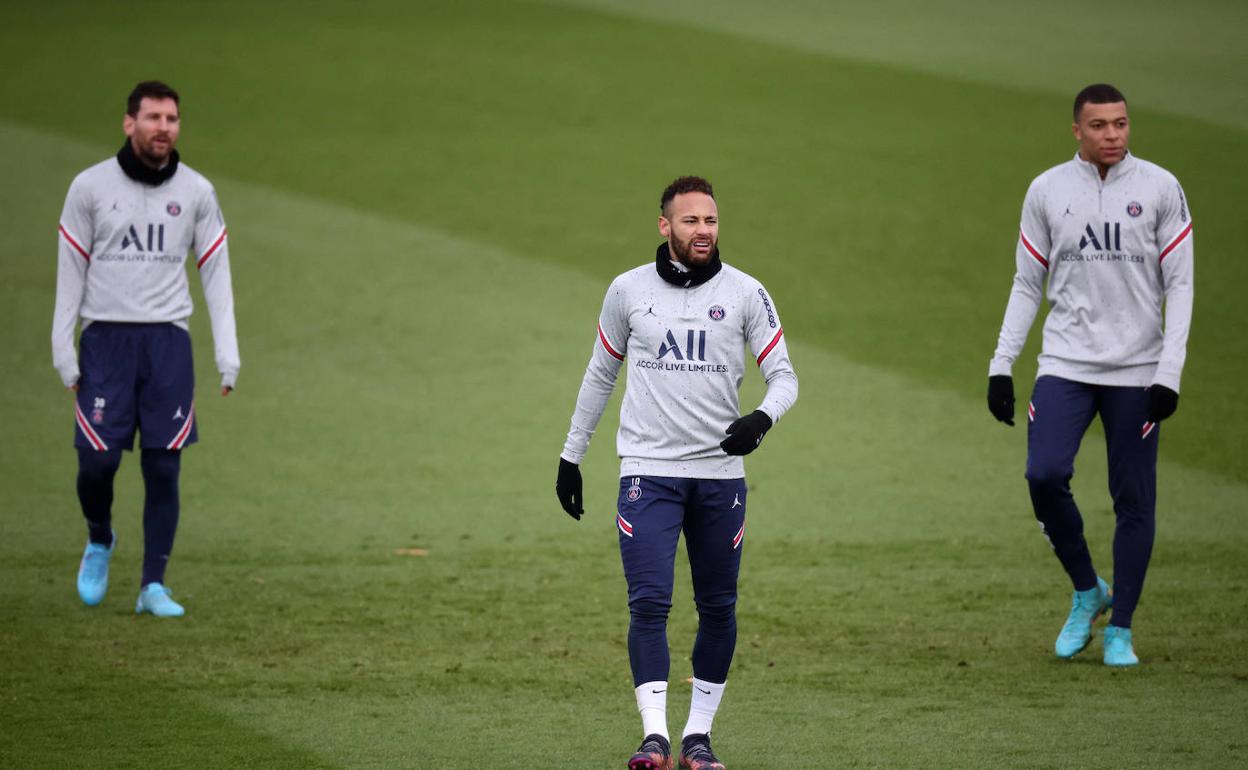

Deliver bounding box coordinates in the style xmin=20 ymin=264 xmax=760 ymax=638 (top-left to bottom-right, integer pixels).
xmin=76 ymin=532 xmax=115 ymax=606
xmin=135 ymin=582 xmax=185 ymax=618
xmin=1103 ymin=625 xmax=1139 ymax=667
xmin=1055 ymin=576 xmax=1111 ymax=659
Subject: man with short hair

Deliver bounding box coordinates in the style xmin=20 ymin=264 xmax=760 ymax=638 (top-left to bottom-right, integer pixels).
xmin=53 ymin=80 xmax=239 ymax=618
xmin=987 ymin=84 xmax=1194 ymax=666
xmin=557 ymin=176 xmax=798 ymax=769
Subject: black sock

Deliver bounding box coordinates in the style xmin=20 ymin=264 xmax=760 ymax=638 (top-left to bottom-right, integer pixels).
xmin=140 ymin=449 xmax=181 ymax=586
xmin=77 ymin=447 xmax=122 ymax=546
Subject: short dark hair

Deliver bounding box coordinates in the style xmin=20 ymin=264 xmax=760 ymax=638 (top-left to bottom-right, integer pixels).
xmin=127 ymin=81 xmax=180 ymax=117
xmin=661 ymin=176 xmax=714 ymax=213
xmin=1073 ymin=83 xmax=1126 ymax=121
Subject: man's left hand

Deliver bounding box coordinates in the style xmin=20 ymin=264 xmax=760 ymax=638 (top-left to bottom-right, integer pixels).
xmin=720 ymin=410 xmax=772 ymax=456
xmin=1146 ymin=384 xmax=1179 ymax=423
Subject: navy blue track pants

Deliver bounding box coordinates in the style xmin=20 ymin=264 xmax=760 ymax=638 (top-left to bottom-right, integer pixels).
xmin=1026 ymin=376 xmax=1159 ymax=628
xmin=617 ymin=476 xmax=747 ymax=686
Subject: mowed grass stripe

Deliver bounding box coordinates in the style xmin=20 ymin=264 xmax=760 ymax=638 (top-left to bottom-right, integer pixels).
xmin=3 ymin=122 xmax=1246 ymax=768
xmin=551 ymin=0 xmax=1248 ymax=129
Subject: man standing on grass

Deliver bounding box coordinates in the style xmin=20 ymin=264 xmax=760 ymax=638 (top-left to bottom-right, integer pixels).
xmin=52 ymin=81 xmax=239 ymax=618
xmin=987 ymin=84 xmax=1194 ymax=666
xmin=556 ymin=176 xmax=798 ymax=769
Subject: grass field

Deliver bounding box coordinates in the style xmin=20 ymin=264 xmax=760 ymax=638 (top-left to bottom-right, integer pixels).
xmin=2 ymin=2 xmax=1246 ymax=768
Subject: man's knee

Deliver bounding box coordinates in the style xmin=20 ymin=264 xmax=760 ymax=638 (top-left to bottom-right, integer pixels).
xmin=629 ymin=596 xmax=672 ymax=628
xmin=140 ymin=448 xmax=181 ymax=483
xmin=694 ymin=593 xmax=736 ymax=630
xmin=77 ymin=447 xmax=122 ymax=482
xmin=1026 ymin=458 xmax=1072 ymax=492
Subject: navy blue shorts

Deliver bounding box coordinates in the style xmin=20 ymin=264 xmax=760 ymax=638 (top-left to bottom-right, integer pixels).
xmin=74 ymin=322 xmax=197 ymax=452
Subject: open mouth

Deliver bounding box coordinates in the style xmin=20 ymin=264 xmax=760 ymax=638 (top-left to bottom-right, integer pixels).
xmin=691 ymin=237 xmax=712 ymax=254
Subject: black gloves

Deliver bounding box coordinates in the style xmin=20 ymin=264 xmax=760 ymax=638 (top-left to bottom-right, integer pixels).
xmin=987 ymin=375 xmax=1015 ymax=426
xmin=1146 ymin=384 xmax=1179 ymax=423
xmin=720 ymin=410 xmax=773 ymax=456
xmin=556 ymin=458 xmax=584 ymax=520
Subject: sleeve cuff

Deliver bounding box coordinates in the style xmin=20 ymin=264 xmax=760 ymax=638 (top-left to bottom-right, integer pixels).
xmin=57 ymin=366 xmax=80 ymax=388
xmin=1150 ymin=372 xmax=1181 ymax=394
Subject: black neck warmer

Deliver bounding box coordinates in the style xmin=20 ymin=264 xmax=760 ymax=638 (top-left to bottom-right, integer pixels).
xmin=116 ymin=140 xmax=179 ymax=186
xmin=653 ymin=242 xmax=723 ymax=288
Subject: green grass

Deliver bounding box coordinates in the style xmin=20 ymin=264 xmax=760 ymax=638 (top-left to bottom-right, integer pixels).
xmin=2 ymin=2 xmax=1246 ymax=767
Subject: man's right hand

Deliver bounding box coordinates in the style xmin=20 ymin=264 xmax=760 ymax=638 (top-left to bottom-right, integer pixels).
xmin=556 ymin=458 xmax=584 ymax=520
xmin=987 ymin=375 xmax=1015 ymax=426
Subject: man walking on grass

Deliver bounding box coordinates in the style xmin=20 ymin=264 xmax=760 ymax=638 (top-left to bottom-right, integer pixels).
xmin=53 ymin=81 xmax=240 ymax=618
xmin=557 ymin=176 xmax=798 ymax=768
xmin=987 ymin=84 xmax=1194 ymax=666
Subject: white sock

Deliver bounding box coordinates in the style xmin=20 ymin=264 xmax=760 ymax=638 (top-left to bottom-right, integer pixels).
xmin=635 ymin=681 xmax=669 ymax=740
xmin=683 ymin=677 xmax=726 ymax=738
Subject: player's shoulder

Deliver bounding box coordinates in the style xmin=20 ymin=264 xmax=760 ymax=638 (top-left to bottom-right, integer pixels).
xmin=173 ymin=161 xmax=216 ymax=193
xmin=718 ymin=262 xmax=769 ymax=295
xmin=1028 ymin=157 xmax=1081 ymax=192
xmin=68 ymin=157 xmax=122 ymax=194
xmin=609 ymin=262 xmax=658 ymax=290
xmin=1125 ymin=155 xmax=1180 ymax=187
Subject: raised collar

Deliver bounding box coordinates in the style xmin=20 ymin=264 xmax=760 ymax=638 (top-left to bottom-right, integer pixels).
xmin=116 ymin=140 xmax=180 ymax=186
xmin=1073 ymin=150 xmax=1135 ymax=184
xmin=653 ymin=241 xmax=723 ymax=288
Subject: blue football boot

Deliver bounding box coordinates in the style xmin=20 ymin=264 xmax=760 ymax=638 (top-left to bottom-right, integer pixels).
xmin=1103 ymin=625 xmax=1139 ymax=667
xmin=76 ymin=532 xmax=115 ymax=606
xmin=1055 ymin=576 xmax=1111 ymax=659
xmin=135 ymin=582 xmax=186 ymax=618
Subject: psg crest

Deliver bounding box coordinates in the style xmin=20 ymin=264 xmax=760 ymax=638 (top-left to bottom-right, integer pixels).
xmin=1126 ymin=201 xmax=1142 ymax=218
xmin=166 ymin=201 xmax=182 ymax=217
xmin=626 ymin=478 xmax=643 ymax=502
xmin=708 ymin=305 xmax=726 ymax=322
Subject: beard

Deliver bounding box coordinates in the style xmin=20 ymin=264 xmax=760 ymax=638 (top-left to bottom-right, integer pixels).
xmin=670 ymin=233 xmax=716 ymax=266
xmin=134 ymin=135 xmax=174 ymax=167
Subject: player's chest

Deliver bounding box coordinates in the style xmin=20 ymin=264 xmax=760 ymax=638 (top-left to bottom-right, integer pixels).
xmin=1047 ymin=184 xmax=1160 ymax=255
xmin=91 ymin=187 xmax=195 ymax=254
xmin=626 ymin=287 xmax=745 ymax=364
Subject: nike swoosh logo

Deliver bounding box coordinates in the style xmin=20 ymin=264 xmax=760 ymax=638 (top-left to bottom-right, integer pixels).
xmin=696 ymin=687 xmax=711 ymax=695
xmin=651 ymin=689 xmax=666 ymax=694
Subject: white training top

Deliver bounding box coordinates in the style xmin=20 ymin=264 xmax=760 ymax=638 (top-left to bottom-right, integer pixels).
xmin=990 ymin=152 xmax=1194 ymax=391
xmin=562 ymin=259 xmax=798 ymax=479
xmin=52 ymin=157 xmax=239 ymax=389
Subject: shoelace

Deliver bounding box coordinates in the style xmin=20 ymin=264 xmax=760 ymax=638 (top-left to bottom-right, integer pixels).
xmin=639 ymin=738 xmax=668 ymax=755
xmin=144 ymin=586 xmax=173 ymax=603
xmin=684 ymin=740 xmax=717 ymax=761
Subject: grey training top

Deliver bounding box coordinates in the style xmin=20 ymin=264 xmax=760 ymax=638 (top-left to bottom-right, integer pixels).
xmin=562 ymin=260 xmax=798 ymax=479
xmin=990 ymin=152 xmax=1194 ymax=391
xmin=52 ymin=157 xmax=239 ymax=389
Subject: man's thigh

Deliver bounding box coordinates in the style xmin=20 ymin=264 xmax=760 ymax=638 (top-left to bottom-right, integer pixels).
xmin=137 ymin=324 xmax=197 ymax=450
xmin=75 ymin=323 xmax=139 ymax=451
xmin=617 ymin=476 xmax=688 ymax=604
xmin=1026 ymin=376 xmax=1098 ymax=480
xmin=684 ymin=478 xmax=747 ymax=599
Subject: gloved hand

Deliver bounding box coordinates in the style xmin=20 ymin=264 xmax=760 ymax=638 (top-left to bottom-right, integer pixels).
xmin=1146 ymin=384 xmax=1179 ymax=423
xmin=556 ymin=458 xmax=584 ymax=520
xmin=987 ymin=375 xmax=1015 ymax=426
xmin=720 ymin=410 xmax=773 ymax=456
